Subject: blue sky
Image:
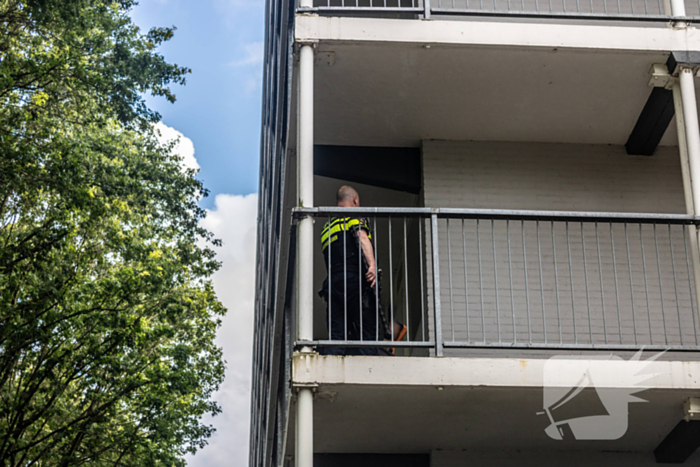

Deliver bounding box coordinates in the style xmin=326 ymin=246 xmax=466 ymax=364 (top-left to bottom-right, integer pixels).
xmin=131 ymin=1 xmax=265 ymax=465
xmin=132 ymin=0 xmax=264 ymax=206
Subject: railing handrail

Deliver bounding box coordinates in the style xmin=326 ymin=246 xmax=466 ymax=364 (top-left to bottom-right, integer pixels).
xmin=293 ymin=206 xmax=700 ymax=225
xmin=296 ymin=1 xmax=700 ymax=22
xmin=297 ymin=6 xmax=699 ymax=20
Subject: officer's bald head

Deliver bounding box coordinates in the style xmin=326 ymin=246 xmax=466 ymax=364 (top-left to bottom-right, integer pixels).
xmin=337 ymin=185 xmax=360 ymax=207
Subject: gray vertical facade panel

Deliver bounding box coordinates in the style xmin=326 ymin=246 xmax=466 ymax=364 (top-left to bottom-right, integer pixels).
xmin=250 ymin=0 xmax=295 ymax=465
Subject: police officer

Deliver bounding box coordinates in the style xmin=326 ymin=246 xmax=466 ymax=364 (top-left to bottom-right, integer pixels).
xmin=319 ymin=186 xmax=380 ymax=356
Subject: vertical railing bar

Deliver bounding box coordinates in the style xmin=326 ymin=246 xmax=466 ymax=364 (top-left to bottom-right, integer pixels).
xmin=595 ymin=222 xmax=607 ymax=344
xmin=462 ymin=218 xmax=470 ymax=342
xmin=589 ymin=0 xmax=593 ymax=13
xmin=669 ymin=224 xmax=683 ymax=345
xmin=537 ymin=221 xmax=547 ymax=343
xmin=418 ymin=217 xmax=426 ymax=342
xmin=552 ymin=221 xmax=562 ymax=344
xmin=508 ymin=220 xmax=516 ymax=343
xmin=640 ymin=223 xmax=652 ymax=344
xmin=581 ymin=222 xmax=592 ymax=343
xmin=359 ymin=215 xmax=363 ymax=342
xmin=617 ymin=0 xmax=621 ymax=13
xmin=682 ymin=226 xmax=699 ymax=345
xmin=404 ymin=217 xmax=410 ymax=343
xmin=389 ymin=217 xmax=395 ymax=342
xmin=653 ymin=223 xmax=668 ymax=345
xmin=603 ymin=0 xmax=608 ymax=14
xmin=478 ymin=219 xmax=486 ymax=343
xmin=344 ymin=217 xmax=348 ymax=341
xmin=566 ymin=222 xmax=577 ymax=344
xmin=431 ymin=214 xmax=444 ymax=356
xmin=643 ymin=0 xmax=648 ymax=15
xmin=610 ymin=223 xmax=622 ymax=344
xmin=328 ymin=215 xmax=332 ymax=342
xmin=493 ymin=219 xmax=501 ymax=343
xmin=522 ymin=220 xmax=531 ymax=343
xmin=447 ymin=218 xmax=455 ymax=342
xmin=625 ymin=223 xmax=638 ymax=345
xmin=374 ymin=216 xmax=379 ymax=343
xmin=507 ymin=0 xmax=511 ymax=12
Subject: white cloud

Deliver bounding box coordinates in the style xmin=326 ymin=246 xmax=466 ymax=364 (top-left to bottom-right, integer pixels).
xmin=154 ymin=122 xmax=200 ymax=172
xmin=229 ymin=42 xmax=264 ymax=68
xmin=187 ymin=193 xmax=258 ymax=467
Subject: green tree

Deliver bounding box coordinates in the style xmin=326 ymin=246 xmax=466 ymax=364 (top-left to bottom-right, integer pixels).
xmin=0 ymin=1 xmax=226 ymax=465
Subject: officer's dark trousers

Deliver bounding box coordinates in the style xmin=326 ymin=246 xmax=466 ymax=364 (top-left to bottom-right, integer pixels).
xmin=321 ymin=271 xmax=379 ymax=356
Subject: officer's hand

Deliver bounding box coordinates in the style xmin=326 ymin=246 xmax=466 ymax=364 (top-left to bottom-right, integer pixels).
xmin=366 ymin=265 xmax=376 ymax=288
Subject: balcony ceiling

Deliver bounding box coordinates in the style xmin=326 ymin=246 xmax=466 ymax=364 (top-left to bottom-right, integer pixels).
xmin=312 ymin=41 xmax=699 ymax=148
xmin=288 ymin=354 xmax=700 ymax=459
xmin=301 ymin=383 xmax=700 ymax=458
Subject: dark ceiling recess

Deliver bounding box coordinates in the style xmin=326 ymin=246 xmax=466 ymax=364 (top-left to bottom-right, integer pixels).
xmin=314 ymin=454 xmax=430 ymax=467
xmin=625 ymin=86 xmax=675 ymax=156
xmin=654 ymin=420 xmax=700 ymax=463
xmin=314 ymin=145 xmax=422 ymax=194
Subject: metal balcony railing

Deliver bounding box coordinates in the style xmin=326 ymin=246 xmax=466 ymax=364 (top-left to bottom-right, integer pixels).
xmin=305 ymin=0 xmax=700 ymax=21
xmin=294 ymin=207 xmax=700 ymax=355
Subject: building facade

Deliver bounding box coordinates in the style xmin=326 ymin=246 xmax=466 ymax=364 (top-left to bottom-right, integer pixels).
xmin=251 ymin=1 xmax=700 ymax=465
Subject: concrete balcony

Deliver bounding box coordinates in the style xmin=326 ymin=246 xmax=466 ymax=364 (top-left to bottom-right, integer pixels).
xmin=288 ymin=352 xmax=700 ymax=465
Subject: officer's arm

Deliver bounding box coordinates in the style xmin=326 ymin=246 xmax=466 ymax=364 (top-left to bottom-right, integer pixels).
xmin=359 ymin=230 xmax=376 ymax=287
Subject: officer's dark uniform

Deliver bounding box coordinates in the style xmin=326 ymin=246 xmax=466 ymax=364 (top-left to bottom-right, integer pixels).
xmin=319 ymin=217 xmax=379 ymax=356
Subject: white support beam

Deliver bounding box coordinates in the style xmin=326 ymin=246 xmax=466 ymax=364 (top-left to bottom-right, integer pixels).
xmin=295 ymin=15 xmax=700 ymax=53
xmin=293 ymin=354 xmax=700 ymax=390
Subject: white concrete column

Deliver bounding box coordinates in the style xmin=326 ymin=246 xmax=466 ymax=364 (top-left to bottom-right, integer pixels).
xmin=297 ymin=43 xmax=314 ymax=345
xmin=295 ymin=388 xmax=314 ymax=467
xmin=678 ymin=68 xmax=700 ymax=325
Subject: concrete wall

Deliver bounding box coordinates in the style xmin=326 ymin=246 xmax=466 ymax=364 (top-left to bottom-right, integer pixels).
xmin=420 ymin=140 xmax=699 ymax=356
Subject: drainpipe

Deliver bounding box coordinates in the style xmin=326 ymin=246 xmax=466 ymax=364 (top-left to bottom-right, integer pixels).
xmin=296 ymin=0 xmax=315 ymax=458
xmin=670 ymin=0 xmax=686 ymax=27
xmin=670 ymin=0 xmax=688 ymax=28
xmin=678 ymin=67 xmax=700 ymax=326
xmin=295 ymin=386 xmax=314 ymax=467
xmin=672 ymin=81 xmax=700 ymax=312
xmin=298 ymin=41 xmax=314 ymax=349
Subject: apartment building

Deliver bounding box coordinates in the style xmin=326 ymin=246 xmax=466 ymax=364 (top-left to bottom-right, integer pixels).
xmin=251 ymin=0 xmax=700 ymax=465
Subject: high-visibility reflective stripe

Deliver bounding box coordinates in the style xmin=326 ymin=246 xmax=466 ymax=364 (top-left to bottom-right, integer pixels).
xmin=321 ymin=218 xmax=365 ymax=242
xmin=322 ymin=234 xmax=338 ymax=250
xmin=321 ymin=217 xmax=372 ymax=248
